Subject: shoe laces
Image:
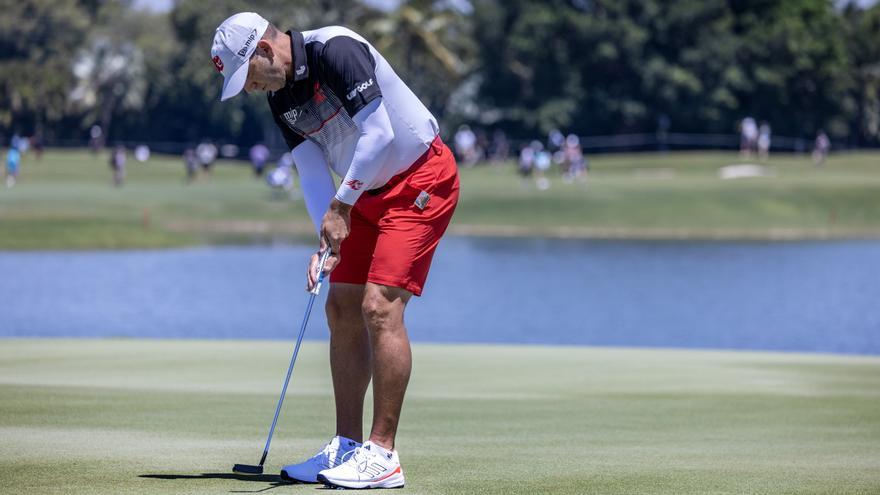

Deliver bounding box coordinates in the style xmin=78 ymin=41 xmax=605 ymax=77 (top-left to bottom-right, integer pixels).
xmin=317 ymin=442 xmax=340 ymax=468
xmin=343 ymin=445 xmax=378 ymax=473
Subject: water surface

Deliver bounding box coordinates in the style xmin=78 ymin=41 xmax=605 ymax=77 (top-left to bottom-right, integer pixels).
xmin=1 ymin=237 xmax=878 ymax=354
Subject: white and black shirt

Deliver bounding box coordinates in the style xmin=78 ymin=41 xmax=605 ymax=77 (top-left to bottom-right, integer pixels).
xmin=268 ymin=27 xmax=439 ymax=230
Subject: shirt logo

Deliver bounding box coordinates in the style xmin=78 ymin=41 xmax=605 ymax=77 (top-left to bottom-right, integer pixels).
xmin=296 ymin=65 xmax=306 ymax=76
xmin=346 ymin=79 xmax=374 ymax=100
xmin=212 ymin=55 xmax=224 ymax=72
xmin=237 ymin=29 xmax=258 ymax=57
xmin=283 ymin=108 xmax=302 ymax=126
xmin=345 ymin=179 xmax=364 ymax=190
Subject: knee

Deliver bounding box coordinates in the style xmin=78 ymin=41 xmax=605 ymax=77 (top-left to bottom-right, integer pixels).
xmin=361 ymin=291 xmax=398 ymax=332
xmin=326 ymin=290 xmax=360 ymax=330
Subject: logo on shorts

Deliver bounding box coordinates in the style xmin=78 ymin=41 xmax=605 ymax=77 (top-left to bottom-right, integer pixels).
xmin=346 ymin=79 xmax=373 ymax=100
xmin=345 ymin=179 xmax=364 ymax=190
xmin=415 ymin=190 xmax=430 ymax=210
xmin=212 ymin=55 xmax=224 ymax=72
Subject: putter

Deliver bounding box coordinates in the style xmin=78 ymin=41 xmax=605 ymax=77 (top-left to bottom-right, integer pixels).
xmin=233 ymin=247 xmax=333 ymax=476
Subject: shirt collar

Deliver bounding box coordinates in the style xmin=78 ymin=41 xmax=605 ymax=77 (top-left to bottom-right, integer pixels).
xmin=287 ymin=30 xmax=309 ymax=83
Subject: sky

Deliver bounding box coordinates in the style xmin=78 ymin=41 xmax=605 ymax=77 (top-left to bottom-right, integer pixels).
xmin=130 ymin=0 xmax=404 ymax=13
xmin=131 ymin=0 xmax=472 ymax=14
xmin=133 ymin=0 xmax=876 ymax=14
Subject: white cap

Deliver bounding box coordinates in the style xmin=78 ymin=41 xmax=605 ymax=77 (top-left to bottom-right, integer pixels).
xmin=211 ymin=12 xmax=270 ymax=101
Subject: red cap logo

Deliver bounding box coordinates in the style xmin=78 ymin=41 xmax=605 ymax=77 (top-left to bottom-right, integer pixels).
xmin=212 ymin=55 xmax=224 ymax=72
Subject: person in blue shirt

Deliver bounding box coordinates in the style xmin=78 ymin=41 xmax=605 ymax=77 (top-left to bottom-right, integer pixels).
xmin=6 ymin=144 xmax=21 ymax=188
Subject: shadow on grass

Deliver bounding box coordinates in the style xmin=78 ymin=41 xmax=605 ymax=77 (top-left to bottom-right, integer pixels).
xmin=139 ymin=473 xmax=296 ymax=493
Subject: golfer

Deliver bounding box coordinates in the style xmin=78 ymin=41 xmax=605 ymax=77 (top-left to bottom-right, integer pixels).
xmin=212 ymin=13 xmax=459 ymax=489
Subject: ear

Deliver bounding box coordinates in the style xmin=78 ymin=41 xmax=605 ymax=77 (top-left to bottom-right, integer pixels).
xmin=255 ymin=39 xmax=274 ymax=60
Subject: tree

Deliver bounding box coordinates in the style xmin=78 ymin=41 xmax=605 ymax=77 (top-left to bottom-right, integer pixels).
xmin=0 ymin=0 xmax=89 ymax=137
xmin=470 ymin=0 xmax=861 ymax=141
xmin=843 ymin=2 xmax=880 ymax=146
xmin=69 ymin=37 xmax=147 ymax=140
xmin=730 ymin=0 xmax=854 ymax=138
xmin=363 ymin=0 xmax=473 ymax=118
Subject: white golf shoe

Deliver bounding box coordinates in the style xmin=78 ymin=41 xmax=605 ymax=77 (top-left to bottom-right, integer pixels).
xmin=280 ymin=436 xmax=360 ymax=483
xmin=317 ymin=441 xmax=405 ymax=489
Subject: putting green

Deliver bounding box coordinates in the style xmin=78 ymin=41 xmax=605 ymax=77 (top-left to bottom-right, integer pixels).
xmin=1 ymin=339 xmax=878 ymax=494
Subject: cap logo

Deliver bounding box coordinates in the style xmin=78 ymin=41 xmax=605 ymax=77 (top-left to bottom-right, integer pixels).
xmin=212 ymin=55 xmax=224 ymax=72
xmin=237 ymin=29 xmax=258 ymax=57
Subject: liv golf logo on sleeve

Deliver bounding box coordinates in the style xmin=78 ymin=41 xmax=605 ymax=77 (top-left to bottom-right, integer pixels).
xmin=346 ymin=79 xmax=373 ymax=100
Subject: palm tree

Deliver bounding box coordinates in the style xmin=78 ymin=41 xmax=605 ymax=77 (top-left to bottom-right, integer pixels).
xmin=363 ymin=0 xmax=472 ymax=116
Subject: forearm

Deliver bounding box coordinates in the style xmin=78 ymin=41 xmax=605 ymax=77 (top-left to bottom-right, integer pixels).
xmin=334 ymin=98 xmax=395 ymax=205
xmin=292 ymin=140 xmax=336 ymax=236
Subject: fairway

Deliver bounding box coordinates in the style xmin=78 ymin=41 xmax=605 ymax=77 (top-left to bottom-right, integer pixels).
xmin=1 ymin=339 xmax=878 ymax=494
xmin=2 ymin=150 xmax=880 ymax=249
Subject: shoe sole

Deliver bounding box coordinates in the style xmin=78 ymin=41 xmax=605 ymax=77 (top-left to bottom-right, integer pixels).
xmin=317 ymin=473 xmax=404 ymax=490
xmin=279 ymin=470 xmax=318 ymax=484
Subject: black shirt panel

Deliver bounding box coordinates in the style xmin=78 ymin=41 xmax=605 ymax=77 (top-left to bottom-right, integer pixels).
xmin=317 ymin=36 xmax=382 ymax=116
xmin=267 ymin=31 xmax=320 ymax=150
xmin=269 ymin=98 xmax=305 ymax=150
xmin=268 ymin=30 xmax=379 ymax=152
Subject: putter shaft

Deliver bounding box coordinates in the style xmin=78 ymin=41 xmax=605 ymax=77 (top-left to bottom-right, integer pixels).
xmin=241 ymin=248 xmax=331 ymax=471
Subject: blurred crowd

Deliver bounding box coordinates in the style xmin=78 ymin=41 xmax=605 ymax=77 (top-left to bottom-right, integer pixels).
xmin=738 ymin=117 xmax=830 ymax=166
xmin=2 ymin=118 xmax=839 ymax=193
xmin=453 ymin=125 xmax=588 ymax=190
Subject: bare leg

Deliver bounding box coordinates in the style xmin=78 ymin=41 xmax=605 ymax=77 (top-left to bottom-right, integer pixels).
xmin=325 ymin=283 xmax=371 ymax=442
xmin=361 ymin=282 xmax=413 ymax=450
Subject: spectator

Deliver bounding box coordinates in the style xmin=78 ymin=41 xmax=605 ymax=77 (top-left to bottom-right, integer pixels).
xmin=249 ymin=143 xmax=270 ymax=177
xmin=534 ymin=141 xmax=552 ymax=191
xmin=740 ymin=117 xmax=758 ymax=158
xmin=489 ymin=129 xmax=509 ymax=163
xmin=183 ymin=148 xmax=198 ymax=183
xmin=563 ymin=134 xmax=587 ymax=182
xmin=758 ymin=122 xmax=772 ymax=161
xmin=109 ymin=145 xmax=126 ymax=187
xmin=547 ymin=128 xmax=564 ymax=153
xmin=196 ymin=142 xmax=218 ymax=177
xmin=518 ymin=142 xmax=536 ymax=188
xmin=454 ymin=124 xmax=478 ymax=166
xmin=266 ymin=151 xmax=296 ymax=197
xmin=89 ymin=125 xmax=104 ymax=154
xmin=12 ymin=133 xmax=28 ymax=154
xmin=6 ymin=143 xmax=21 ymax=188
xmin=813 ymin=130 xmax=831 ymax=167
xmin=475 ymin=128 xmax=489 ymax=163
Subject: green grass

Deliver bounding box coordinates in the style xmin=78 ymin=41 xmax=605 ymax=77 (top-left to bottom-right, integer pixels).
xmin=1 ymin=149 xmax=880 ymax=248
xmin=0 ymin=339 xmax=878 ymax=494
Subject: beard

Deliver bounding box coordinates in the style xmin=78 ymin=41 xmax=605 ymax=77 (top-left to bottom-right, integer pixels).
xmin=267 ymin=65 xmax=287 ymax=91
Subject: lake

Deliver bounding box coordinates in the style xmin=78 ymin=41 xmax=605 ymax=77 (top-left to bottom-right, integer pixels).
xmin=1 ymin=237 xmax=878 ymax=354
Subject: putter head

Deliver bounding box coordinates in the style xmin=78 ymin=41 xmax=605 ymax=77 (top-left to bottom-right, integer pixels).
xmin=232 ymin=464 xmax=264 ymax=475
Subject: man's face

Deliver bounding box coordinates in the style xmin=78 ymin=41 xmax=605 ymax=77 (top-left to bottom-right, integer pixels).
xmin=244 ymin=41 xmax=286 ymax=94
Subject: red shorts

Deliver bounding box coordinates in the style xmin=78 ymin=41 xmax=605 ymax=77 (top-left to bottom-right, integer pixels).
xmin=330 ymin=136 xmax=459 ymax=296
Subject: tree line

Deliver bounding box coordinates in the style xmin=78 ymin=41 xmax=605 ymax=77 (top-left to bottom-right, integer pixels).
xmin=1 ymin=0 xmax=878 ymax=149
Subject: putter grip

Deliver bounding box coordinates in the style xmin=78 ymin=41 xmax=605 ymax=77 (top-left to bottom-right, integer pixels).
xmin=310 ymin=248 xmax=332 ymax=295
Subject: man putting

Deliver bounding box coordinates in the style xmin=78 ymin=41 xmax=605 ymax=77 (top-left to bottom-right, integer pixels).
xmin=212 ymin=13 xmax=459 ymax=490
